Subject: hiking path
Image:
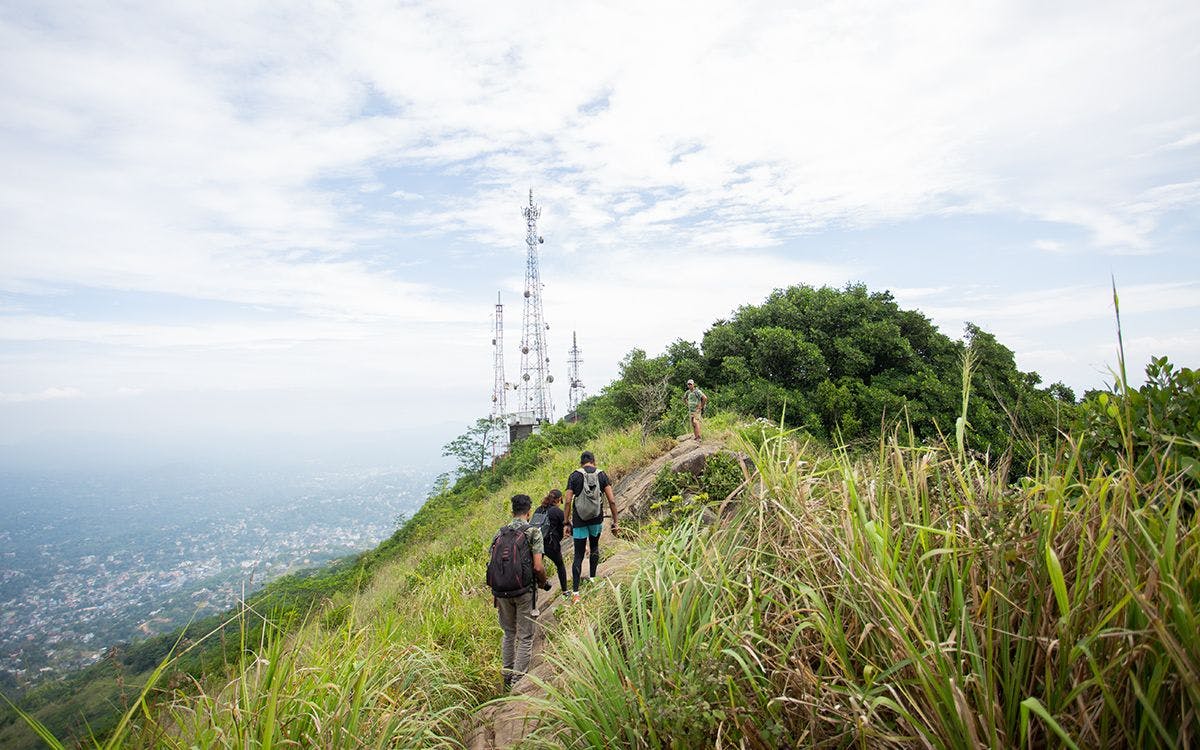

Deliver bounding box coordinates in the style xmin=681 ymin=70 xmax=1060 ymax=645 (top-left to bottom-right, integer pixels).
xmin=464 ymin=436 xmax=727 ymax=750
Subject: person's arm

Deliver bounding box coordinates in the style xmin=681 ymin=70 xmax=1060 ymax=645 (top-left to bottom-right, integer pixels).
xmin=533 ymin=552 xmax=546 ymax=584
xmin=563 ymin=478 xmax=576 ymax=532
xmin=700 ymin=392 xmax=708 ymax=411
xmin=553 ymin=506 xmax=568 ymax=540
xmin=530 ymin=528 xmax=548 ymax=585
xmin=604 ymin=484 xmax=619 ymax=534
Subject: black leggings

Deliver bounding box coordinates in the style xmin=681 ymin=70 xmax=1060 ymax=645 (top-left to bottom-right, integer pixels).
xmin=571 ymin=532 xmax=601 ymax=591
xmin=545 ymin=545 xmax=567 ymax=591
xmin=532 ymin=546 xmax=567 ymax=611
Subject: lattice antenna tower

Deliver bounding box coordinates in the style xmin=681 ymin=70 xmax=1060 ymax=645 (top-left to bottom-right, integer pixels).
xmin=518 ymin=189 xmax=554 ymax=423
xmin=567 ymin=330 xmax=585 ymax=418
xmin=490 ymin=291 xmax=509 ymax=458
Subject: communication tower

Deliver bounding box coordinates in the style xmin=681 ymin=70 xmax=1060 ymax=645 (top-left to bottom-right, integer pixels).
xmin=514 ymin=189 xmax=554 ymax=438
xmin=567 ymin=331 xmax=585 ymax=419
xmin=490 ymin=292 xmax=509 ymax=459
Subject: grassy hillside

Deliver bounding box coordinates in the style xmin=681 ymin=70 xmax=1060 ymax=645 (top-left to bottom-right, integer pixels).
xmin=0 ymin=420 xmax=652 ymax=749
xmin=7 ymin=427 xmax=671 ymax=748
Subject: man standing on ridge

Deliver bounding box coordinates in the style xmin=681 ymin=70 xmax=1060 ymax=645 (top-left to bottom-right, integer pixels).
xmin=487 ymin=493 xmax=548 ymax=689
xmin=562 ymin=451 xmax=619 ymax=605
xmin=686 ymin=378 xmax=708 ymax=442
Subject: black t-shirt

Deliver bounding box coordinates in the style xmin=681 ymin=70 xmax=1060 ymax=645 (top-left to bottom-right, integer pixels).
xmin=540 ymin=505 xmax=565 ymax=550
xmin=567 ymin=467 xmax=610 ymax=525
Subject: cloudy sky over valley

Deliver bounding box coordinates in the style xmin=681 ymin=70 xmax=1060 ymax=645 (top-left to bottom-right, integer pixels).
xmin=2 ymin=0 xmax=1198 ymax=462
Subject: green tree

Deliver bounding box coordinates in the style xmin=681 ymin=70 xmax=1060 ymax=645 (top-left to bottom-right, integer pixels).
xmin=441 ymin=417 xmax=504 ymax=478
xmin=578 ymin=283 xmax=1075 ymax=458
xmin=610 ymin=350 xmax=673 ymax=443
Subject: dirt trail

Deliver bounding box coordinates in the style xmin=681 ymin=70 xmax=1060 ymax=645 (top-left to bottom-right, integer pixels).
xmin=464 ymin=437 xmax=727 ymax=750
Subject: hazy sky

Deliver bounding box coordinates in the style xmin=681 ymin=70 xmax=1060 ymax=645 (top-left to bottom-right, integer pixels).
xmin=2 ymin=1 xmax=1198 ymax=465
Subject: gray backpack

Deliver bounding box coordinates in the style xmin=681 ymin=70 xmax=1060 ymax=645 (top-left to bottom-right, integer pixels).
xmin=574 ymin=470 xmax=604 ymax=524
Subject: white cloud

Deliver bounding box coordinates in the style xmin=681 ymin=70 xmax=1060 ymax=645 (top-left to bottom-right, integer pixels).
xmin=1033 ymin=239 xmax=1068 ymax=254
xmin=5 ymin=0 xmax=1196 ymax=293
xmin=920 ymin=281 xmax=1200 ymax=328
xmin=0 ymin=386 xmax=83 ymax=403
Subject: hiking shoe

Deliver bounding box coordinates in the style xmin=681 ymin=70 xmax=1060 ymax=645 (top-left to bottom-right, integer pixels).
xmin=571 ymin=591 xmax=581 ymax=605
xmin=530 ymin=608 xmax=541 ymax=618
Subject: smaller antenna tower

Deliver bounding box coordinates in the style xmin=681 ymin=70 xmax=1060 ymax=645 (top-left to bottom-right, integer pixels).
xmin=490 ymin=292 xmax=509 ymax=459
xmin=567 ymin=331 xmax=585 ymax=418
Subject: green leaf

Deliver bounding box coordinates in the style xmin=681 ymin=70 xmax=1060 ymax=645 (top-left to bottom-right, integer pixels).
xmin=2 ymin=694 xmax=67 ymax=750
xmin=1045 ymin=544 xmax=1070 ymax=622
xmin=1020 ymin=697 xmax=1080 ymax=750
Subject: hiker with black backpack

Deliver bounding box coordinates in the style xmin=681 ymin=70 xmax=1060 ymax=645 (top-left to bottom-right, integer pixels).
xmin=530 ymin=489 xmax=567 ymax=617
xmin=486 ymin=493 xmax=550 ymax=689
xmin=562 ymin=451 xmax=619 ymax=605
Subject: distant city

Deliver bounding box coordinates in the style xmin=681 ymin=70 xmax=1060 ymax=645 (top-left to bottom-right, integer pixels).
xmin=0 ymin=463 xmax=433 ymax=690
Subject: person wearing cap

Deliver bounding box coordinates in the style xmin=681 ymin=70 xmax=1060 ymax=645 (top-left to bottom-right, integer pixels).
xmin=686 ymin=379 xmax=708 ymax=442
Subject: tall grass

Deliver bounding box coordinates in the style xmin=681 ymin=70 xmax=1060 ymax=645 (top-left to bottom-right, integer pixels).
xmin=530 ymin=424 xmax=1199 ymax=748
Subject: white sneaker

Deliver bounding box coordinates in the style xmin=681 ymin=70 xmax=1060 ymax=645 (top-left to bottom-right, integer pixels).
xmin=530 ymin=608 xmax=541 ymax=618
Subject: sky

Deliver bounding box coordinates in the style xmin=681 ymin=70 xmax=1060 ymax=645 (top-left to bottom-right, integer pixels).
xmin=1 ymin=0 xmax=1198 ymax=468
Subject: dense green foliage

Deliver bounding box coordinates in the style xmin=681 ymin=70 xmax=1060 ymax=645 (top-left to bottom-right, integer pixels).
xmin=1075 ymin=356 xmax=1200 ymax=494
xmin=583 ymin=283 xmax=1076 ymax=469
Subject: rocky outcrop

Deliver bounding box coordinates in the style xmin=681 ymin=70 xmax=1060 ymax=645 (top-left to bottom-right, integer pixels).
xmin=613 ymin=438 xmax=750 ymax=518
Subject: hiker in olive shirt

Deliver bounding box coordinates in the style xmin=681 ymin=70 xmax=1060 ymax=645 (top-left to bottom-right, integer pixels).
xmin=686 ymin=379 xmax=708 ymax=442
xmin=489 ymin=494 xmax=547 ymax=689
xmin=562 ymin=451 xmax=619 ymax=604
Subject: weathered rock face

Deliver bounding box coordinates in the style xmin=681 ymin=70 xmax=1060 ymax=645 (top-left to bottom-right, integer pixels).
xmin=611 ymin=440 xmax=720 ymax=518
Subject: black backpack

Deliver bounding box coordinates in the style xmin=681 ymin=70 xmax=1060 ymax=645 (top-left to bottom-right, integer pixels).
xmin=530 ymin=508 xmax=552 ymax=541
xmin=486 ymin=525 xmax=534 ymax=598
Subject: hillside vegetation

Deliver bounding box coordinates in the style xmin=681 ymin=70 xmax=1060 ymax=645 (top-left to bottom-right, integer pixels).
xmin=6 ymin=283 xmax=1197 ymax=748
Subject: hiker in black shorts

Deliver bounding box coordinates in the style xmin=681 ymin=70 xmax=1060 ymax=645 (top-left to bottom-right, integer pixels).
xmin=562 ymin=451 xmax=619 ymax=604
xmin=530 ymin=489 xmax=567 ymax=617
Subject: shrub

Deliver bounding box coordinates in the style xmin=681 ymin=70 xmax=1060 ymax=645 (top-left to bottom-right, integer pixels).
xmin=1075 ymin=356 xmax=1200 ymax=492
xmin=699 ymin=452 xmax=744 ymax=501
xmin=651 ymin=464 xmax=696 ymax=501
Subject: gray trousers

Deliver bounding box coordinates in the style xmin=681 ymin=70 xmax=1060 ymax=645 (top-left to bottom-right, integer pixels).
xmin=497 ymin=591 xmax=535 ymax=684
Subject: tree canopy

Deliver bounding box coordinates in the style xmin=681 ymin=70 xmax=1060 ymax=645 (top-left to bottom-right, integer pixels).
xmin=583 ymin=283 xmax=1076 ymax=464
